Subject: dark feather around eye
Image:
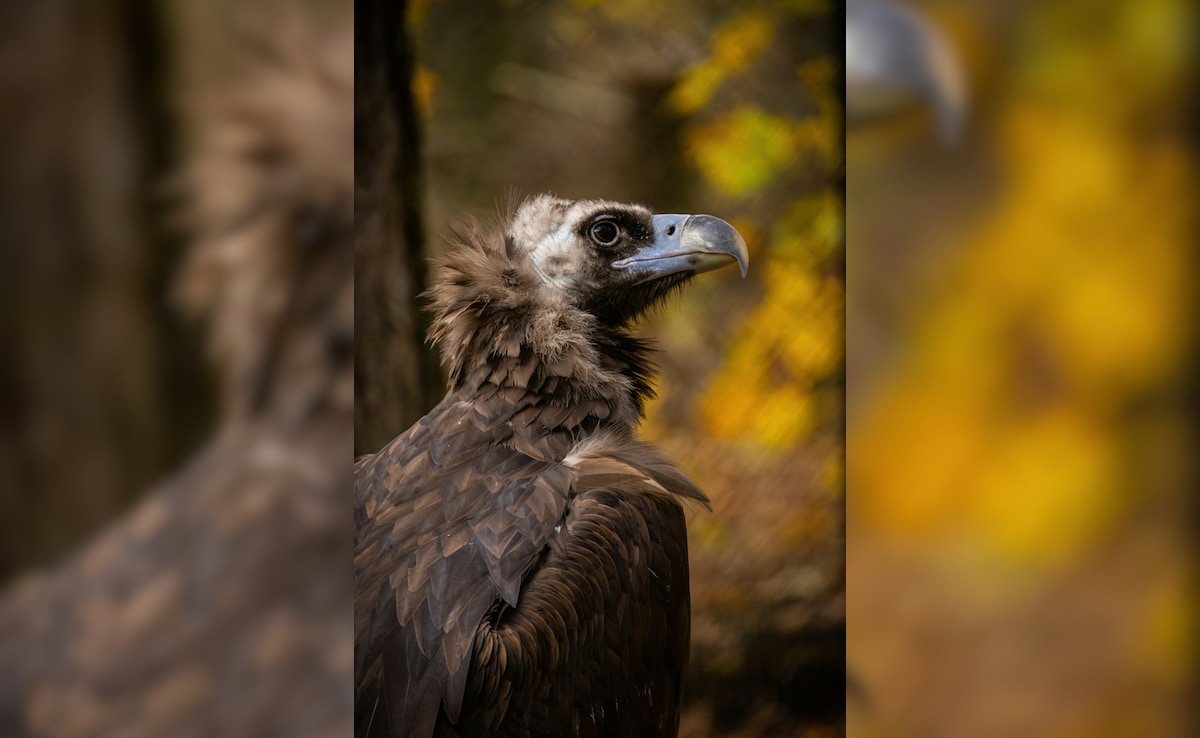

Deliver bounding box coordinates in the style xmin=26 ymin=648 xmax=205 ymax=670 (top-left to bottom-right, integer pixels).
xmin=589 ymin=220 xmax=620 ymax=246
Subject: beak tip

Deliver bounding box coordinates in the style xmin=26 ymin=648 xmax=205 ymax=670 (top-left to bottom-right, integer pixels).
xmin=734 ymin=235 xmax=749 ymax=277
xmin=686 ymin=214 xmax=750 ymax=277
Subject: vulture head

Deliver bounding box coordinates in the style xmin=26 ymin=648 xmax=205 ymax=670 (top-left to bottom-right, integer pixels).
xmin=505 ymin=195 xmax=748 ymax=324
xmin=428 ymin=194 xmax=748 ymax=418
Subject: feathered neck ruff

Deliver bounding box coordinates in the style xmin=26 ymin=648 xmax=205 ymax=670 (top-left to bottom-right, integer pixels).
xmin=425 ymin=215 xmax=656 ymax=429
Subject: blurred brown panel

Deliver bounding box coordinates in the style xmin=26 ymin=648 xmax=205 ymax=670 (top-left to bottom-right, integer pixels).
xmin=0 ymin=4 xmax=354 ymax=735
xmin=0 ymin=0 xmax=212 ymax=581
xmin=354 ymin=0 xmax=443 ymax=455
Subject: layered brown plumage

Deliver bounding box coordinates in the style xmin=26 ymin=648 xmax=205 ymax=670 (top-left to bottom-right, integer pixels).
xmin=354 ymin=195 xmax=747 ymax=737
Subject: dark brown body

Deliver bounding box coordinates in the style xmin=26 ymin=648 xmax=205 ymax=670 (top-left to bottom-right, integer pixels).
xmin=355 ymin=394 xmax=698 ymax=737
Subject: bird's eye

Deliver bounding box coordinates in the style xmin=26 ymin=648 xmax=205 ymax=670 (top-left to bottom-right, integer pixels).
xmin=589 ymin=220 xmax=620 ymax=247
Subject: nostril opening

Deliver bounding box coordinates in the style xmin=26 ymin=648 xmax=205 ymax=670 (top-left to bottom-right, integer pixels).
xmin=666 ymin=225 xmax=676 ymax=236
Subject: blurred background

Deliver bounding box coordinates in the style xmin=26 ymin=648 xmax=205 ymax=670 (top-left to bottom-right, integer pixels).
xmin=0 ymin=0 xmax=348 ymax=582
xmin=0 ymin=0 xmax=210 ymax=583
xmin=359 ymin=0 xmax=847 ymax=735
xmin=0 ymin=0 xmax=353 ymax=735
xmin=847 ymin=1 xmax=1198 ymax=737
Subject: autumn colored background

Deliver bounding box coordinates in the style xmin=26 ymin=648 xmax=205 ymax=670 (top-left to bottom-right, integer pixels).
xmin=849 ymin=1 xmax=1198 ymax=737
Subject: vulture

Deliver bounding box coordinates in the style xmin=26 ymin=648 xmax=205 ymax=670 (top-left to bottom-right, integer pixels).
xmin=354 ymin=195 xmax=749 ymax=737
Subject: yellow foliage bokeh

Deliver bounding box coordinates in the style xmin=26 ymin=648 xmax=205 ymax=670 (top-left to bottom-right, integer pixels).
xmin=853 ymin=0 xmax=1194 ymax=573
xmin=670 ymin=11 xmax=775 ymax=114
xmin=685 ymin=106 xmax=802 ymax=198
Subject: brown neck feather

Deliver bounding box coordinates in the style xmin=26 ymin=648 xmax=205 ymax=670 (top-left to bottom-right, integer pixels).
xmin=425 ymin=219 xmax=657 ymax=433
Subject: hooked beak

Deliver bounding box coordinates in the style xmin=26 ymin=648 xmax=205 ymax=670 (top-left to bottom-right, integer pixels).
xmin=612 ymin=214 xmax=749 ymax=282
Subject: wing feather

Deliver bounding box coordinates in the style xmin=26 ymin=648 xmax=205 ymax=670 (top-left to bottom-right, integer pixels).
xmin=449 ymin=440 xmax=700 ymax=736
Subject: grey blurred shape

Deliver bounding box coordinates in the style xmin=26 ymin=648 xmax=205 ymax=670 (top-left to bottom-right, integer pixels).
xmin=847 ymin=0 xmax=967 ymax=143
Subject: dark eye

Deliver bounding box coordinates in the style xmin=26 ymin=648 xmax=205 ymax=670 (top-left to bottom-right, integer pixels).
xmin=589 ymin=220 xmax=620 ymax=247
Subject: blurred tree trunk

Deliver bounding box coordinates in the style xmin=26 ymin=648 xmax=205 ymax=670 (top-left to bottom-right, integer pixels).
xmin=0 ymin=0 xmax=204 ymax=582
xmin=355 ymin=0 xmax=443 ymax=456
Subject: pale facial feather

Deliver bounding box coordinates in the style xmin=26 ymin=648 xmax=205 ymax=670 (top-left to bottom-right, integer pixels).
xmin=507 ymin=194 xmax=651 ymax=302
